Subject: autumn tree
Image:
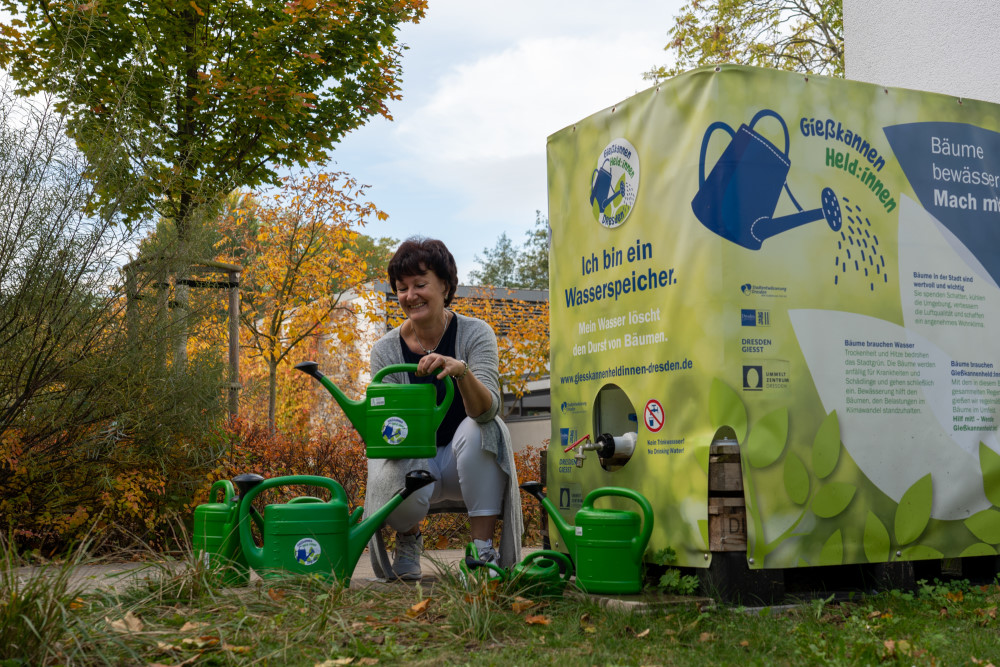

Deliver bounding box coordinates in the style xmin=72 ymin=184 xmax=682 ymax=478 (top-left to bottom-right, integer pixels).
xmin=645 ymin=0 xmax=844 ymax=80
xmin=215 ymin=171 xmax=386 ymax=431
xmin=453 ymin=289 xmax=549 ymax=416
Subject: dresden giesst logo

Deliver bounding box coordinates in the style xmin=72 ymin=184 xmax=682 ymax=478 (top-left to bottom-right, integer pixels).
xmin=589 ymin=138 xmax=640 ymax=228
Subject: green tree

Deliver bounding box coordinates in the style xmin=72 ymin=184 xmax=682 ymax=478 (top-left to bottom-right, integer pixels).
xmin=645 ymin=0 xmax=844 ymax=81
xmin=469 ymin=232 xmax=519 ymax=288
xmin=0 ymin=0 xmax=425 ymax=369
xmin=353 ymin=234 xmax=399 ymax=283
xmin=469 ymin=212 xmax=549 ymax=290
xmin=0 ymin=0 xmax=426 ymax=238
xmin=516 ymin=211 xmax=550 ymax=290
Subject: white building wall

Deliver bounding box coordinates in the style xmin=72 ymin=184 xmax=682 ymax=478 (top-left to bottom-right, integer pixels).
xmin=844 ymin=0 xmax=1000 ymax=104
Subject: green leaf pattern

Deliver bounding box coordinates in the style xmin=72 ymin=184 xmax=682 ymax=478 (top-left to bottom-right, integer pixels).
xmin=979 ymin=443 xmax=1000 ymax=507
xmin=863 ymin=511 xmax=890 ymax=563
xmin=819 ymin=529 xmax=843 ymax=565
xmin=900 ymin=544 xmax=944 ymax=561
xmin=783 ymin=452 xmax=809 ymax=505
xmin=894 ymin=474 xmax=933 ymax=546
xmin=960 ymin=543 xmax=997 ymax=558
xmin=811 ymin=482 xmax=856 ymax=518
xmin=811 ymin=411 xmax=841 ymax=480
xmin=745 ymin=408 xmax=788 ymax=469
xmin=706 ymin=387 xmax=996 ymax=566
xmin=709 ymin=379 xmax=748 ymax=444
xmin=964 ymin=509 xmax=1000 ymax=544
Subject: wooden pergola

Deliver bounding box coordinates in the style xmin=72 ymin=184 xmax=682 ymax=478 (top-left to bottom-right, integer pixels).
xmin=123 ymin=257 xmax=243 ymax=419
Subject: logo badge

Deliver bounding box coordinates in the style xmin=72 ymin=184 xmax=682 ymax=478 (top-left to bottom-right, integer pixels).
xmin=590 ymin=138 xmax=639 ymax=228
xmin=381 ymin=417 xmax=408 ymax=444
xmin=294 ymin=538 xmax=321 ymax=566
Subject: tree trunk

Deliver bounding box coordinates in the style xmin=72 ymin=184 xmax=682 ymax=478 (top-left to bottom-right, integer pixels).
xmin=268 ymin=358 xmax=278 ymax=433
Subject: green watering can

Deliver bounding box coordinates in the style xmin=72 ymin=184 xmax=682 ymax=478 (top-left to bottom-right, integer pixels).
xmin=191 ymin=474 xmax=265 ymax=586
xmin=238 ymin=470 xmax=434 ymax=583
xmin=461 ymin=543 xmax=574 ymax=597
xmin=520 ymin=482 xmax=654 ymax=594
xmin=295 ymin=361 xmax=453 ymax=459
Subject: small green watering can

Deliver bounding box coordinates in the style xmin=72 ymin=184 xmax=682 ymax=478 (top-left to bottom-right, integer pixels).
xmin=461 ymin=543 xmax=574 ymax=597
xmin=238 ymin=470 xmax=434 ymax=583
xmin=295 ymin=361 xmax=453 ymax=459
xmin=191 ymin=473 xmax=265 ymax=587
xmin=521 ymin=482 xmax=654 ymax=594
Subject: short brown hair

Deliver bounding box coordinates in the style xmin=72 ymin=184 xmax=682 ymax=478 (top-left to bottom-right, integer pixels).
xmin=387 ymin=237 xmax=459 ymax=306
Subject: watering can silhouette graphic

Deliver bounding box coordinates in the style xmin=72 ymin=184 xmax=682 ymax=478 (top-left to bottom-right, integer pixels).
xmin=590 ymin=158 xmax=626 ymax=211
xmin=691 ymin=109 xmax=843 ymax=250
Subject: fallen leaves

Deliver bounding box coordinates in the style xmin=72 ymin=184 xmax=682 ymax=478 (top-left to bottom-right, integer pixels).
xmin=267 ymin=588 xmax=287 ymax=602
xmin=406 ymin=598 xmax=431 ymax=618
xmin=511 ymin=597 xmax=537 ymax=614
xmin=525 ymin=614 xmax=551 ymax=625
xmin=106 ymin=611 xmax=143 ymax=633
xmin=882 ymin=639 xmax=912 ymax=657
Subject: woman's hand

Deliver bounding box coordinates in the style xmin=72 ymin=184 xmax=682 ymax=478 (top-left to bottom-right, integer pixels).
xmin=414 ymin=353 xmax=463 ymax=380
xmin=415 ymin=353 xmax=491 ymax=418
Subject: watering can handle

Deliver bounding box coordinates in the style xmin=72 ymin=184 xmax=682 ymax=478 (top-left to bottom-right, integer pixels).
xmin=239 ymin=475 xmax=348 ymax=510
xmin=580 ymin=487 xmax=654 ymax=561
xmin=463 ymin=541 xmax=507 ymax=579
xmin=748 ymin=108 xmax=790 ymax=157
xmin=521 ymin=550 xmax=573 ymax=583
xmin=237 ymin=475 xmax=349 ymax=565
xmin=698 ymin=121 xmax=735 ymax=188
xmin=371 ymin=363 xmax=455 ymax=427
xmin=209 ymin=479 xmax=235 ymax=505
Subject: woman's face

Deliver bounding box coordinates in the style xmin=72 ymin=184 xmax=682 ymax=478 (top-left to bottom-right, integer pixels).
xmin=395 ymin=267 xmax=449 ymax=325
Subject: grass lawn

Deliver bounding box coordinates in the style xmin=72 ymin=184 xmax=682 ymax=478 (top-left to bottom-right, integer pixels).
xmin=4 ymin=548 xmax=1000 ymax=666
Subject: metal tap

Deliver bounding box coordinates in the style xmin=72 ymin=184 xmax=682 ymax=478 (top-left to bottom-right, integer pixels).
xmin=563 ymin=433 xmax=595 ymax=467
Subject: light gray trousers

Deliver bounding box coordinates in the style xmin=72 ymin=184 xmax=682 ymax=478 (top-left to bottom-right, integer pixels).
xmin=386 ymin=416 xmax=508 ymax=533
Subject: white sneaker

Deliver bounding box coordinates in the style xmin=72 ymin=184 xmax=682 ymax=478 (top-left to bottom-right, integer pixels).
xmin=392 ymin=532 xmax=422 ymax=581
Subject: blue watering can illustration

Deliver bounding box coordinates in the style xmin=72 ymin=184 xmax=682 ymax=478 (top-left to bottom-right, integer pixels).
xmin=691 ymin=109 xmax=842 ymax=250
xmin=590 ymin=158 xmax=625 ymax=212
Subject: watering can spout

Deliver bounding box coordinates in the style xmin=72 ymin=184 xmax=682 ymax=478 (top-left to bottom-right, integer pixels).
xmin=347 ymin=470 xmax=435 ymax=569
xmin=519 ymin=481 xmax=577 ymax=554
xmin=294 ymin=360 xmax=366 ymax=436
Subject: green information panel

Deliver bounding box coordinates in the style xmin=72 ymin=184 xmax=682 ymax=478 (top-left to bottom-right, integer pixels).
xmin=547 ymin=65 xmax=1000 ymax=569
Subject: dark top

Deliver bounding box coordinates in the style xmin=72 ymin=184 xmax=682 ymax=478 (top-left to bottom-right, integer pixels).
xmin=400 ymin=314 xmax=465 ymax=446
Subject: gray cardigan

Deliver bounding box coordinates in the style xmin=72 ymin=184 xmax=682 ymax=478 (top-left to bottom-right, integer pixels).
xmin=363 ymin=311 xmax=523 ymax=578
